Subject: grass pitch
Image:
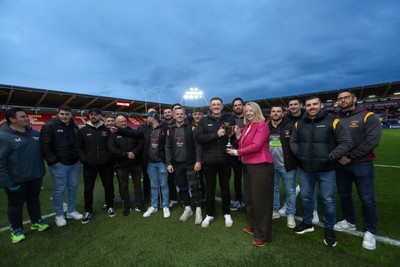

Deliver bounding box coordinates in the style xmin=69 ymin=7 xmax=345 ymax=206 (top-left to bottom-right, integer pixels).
xmin=0 ymin=129 xmax=399 ymax=266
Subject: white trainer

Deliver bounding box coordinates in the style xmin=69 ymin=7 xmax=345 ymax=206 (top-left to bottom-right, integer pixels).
xmin=163 ymin=207 xmax=170 ymax=218
xmin=169 ymin=200 xmax=178 ymax=208
xmin=287 ymin=215 xmax=296 ymax=229
xmin=272 ymin=212 xmax=281 ymax=219
xmin=179 ymin=206 xmax=193 ymax=222
xmin=67 ymin=211 xmax=83 ymax=220
xmin=279 ymin=204 xmax=287 ymax=216
xmin=224 ymin=214 xmax=233 ymax=227
xmin=362 ymin=231 xmax=376 ymax=250
xmin=143 ymin=207 xmax=157 ymax=218
xmin=201 ymin=215 xmax=214 ymax=228
xmin=55 ymin=215 xmax=67 ymax=227
xmin=312 ymin=210 xmax=320 ymax=224
xmin=195 ymin=207 xmax=202 ymax=225
xmin=334 ymin=219 xmax=356 ymax=232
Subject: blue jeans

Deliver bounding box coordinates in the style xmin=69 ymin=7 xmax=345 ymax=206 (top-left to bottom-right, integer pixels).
xmin=147 ymin=162 xmax=169 ymax=208
xmin=336 ymin=162 xmax=377 ymax=234
xmin=49 ymin=162 xmax=81 ymax=216
xmin=298 ymin=168 xmax=336 ymax=229
xmin=273 ymin=167 xmax=296 ymax=215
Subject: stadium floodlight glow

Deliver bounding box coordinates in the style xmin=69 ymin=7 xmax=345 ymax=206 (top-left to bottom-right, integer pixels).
xmin=180 ymin=87 xmax=209 ymax=106
xmin=368 ymin=95 xmax=376 ymax=98
xmin=394 ymin=92 xmax=400 ymax=95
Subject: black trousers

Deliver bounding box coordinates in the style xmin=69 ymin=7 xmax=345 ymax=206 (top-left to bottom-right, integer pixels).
xmin=202 ymin=163 xmax=231 ymax=216
xmin=83 ymin=164 xmax=115 ymax=213
xmin=116 ymin=164 xmax=143 ymax=209
xmin=142 ymin=163 xmax=150 ymax=204
xmin=231 ymin=158 xmax=243 ymax=202
xmin=168 ymin=172 xmax=178 ymax=201
xmin=173 ymin=162 xmax=202 ymax=207
xmin=5 ymin=178 xmax=43 ymax=230
xmin=243 ymin=163 xmax=274 ymax=243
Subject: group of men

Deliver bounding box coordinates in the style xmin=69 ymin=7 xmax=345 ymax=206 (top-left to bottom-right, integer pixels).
xmin=0 ymin=90 xmax=381 ymax=250
xmin=268 ymin=91 xmax=381 ymax=250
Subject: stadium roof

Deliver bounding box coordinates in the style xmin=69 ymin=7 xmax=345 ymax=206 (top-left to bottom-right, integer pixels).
xmin=1 ymin=81 xmax=400 ymax=114
xmin=0 ymin=83 xmax=173 ymax=116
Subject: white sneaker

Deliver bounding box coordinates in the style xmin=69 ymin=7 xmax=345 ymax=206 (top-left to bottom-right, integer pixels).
xmin=287 ymin=215 xmax=296 ymax=229
xmin=224 ymin=214 xmax=233 ymax=227
xmin=143 ymin=207 xmax=157 ymax=218
xmin=312 ymin=210 xmax=320 ymax=224
xmin=195 ymin=207 xmax=202 ymax=225
xmin=362 ymin=231 xmax=376 ymax=250
xmin=179 ymin=206 xmax=193 ymax=222
xmin=279 ymin=204 xmax=287 ymax=216
xmin=67 ymin=211 xmax=83 ymax=220
xmin=55 ymin=215 xmax=67 ymax=227
xmin=272 ymin=212 xmax=281 ymax=219
xmin=201 ymin=215 xmax=214 ymax=228
xmin=163 ymin=207 xmax=170 ymax=218
xmin=169 ymin=200 xmax=178 ymax=208
xmin=334 ymin=219 xmax=356 ymax=232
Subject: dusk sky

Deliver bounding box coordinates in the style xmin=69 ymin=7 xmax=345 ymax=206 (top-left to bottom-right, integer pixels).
xmin=1 ymin=0 xmax=399 ymax=105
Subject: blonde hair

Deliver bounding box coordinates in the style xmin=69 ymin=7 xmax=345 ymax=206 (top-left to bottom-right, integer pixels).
xmin=243 ymin=102 xmax=265 ymax=125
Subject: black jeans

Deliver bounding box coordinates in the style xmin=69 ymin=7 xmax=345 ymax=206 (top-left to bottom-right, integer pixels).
xmin=83 ymin=164 xmax=115 ymax=213
xmin=173 ymin=162 xmax=202 ymax=207
xmin=231 ymin=158 xmax=243 ymax=202
xmin=116 ymin=164 xmax=143 ymax=209
xmin=5 ymin=178 xmax=43 ymax=230
xmin=202 ymin=163 xmax=231 ymax=216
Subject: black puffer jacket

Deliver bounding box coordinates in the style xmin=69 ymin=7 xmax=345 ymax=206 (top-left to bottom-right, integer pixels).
xmin=76 ymin=122 xmax=112 ymax=166
xmin=108 ymin=126 xmax=144 ymax=168
xmin=194 ymin=111 xmax=235 ymax=165
xmin=40 ymin=117 xmax=79 ymax=166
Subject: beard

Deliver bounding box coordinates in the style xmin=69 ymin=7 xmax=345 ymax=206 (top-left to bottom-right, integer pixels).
xmin=340 ymin=99 xmax=355 ymax=110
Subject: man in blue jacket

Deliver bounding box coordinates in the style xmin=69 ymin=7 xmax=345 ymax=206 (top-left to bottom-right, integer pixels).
xmin=0 ymin=108 xmax=49 ymax=243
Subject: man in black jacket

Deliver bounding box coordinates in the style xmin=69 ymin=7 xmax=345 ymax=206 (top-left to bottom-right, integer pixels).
xmin=40 ymin=105 xmax=83 ymax=227
xmin=166 ymin=107 xmax=203 ymax=224
xmin=290 ymin=96 xmax=352 ymax=246
xmin=76 ymin=108 xmax=115 ymax=224
xmin=108 ymin=115 xmax=144 ymax=216
xmin=194 ymin=97 xmax=235 ymax=228
xmin=268 ymin=105 xmax=297 ymax=229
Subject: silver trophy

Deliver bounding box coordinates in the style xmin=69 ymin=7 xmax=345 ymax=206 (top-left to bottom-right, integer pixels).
xmin=224 ymin=123 xmax=233 ymax=149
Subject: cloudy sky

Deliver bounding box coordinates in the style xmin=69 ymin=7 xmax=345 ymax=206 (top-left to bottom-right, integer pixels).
xmin=1 ymin=0 xmax=399 ymax=105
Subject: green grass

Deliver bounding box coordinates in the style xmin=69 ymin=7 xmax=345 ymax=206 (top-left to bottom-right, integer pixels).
xmin=0 ymin=129 xmax=399 ymax=266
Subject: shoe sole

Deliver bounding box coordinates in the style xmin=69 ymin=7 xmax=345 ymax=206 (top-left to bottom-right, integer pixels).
xmin=12 ymin=238 xmax=26 ymax=244
xmin=180 ymin=211 xmax=193 ymax=222
xmin=287 ymin=223 xmax=296 ymax=229
xmin=334 ymin=227 xmax=356 ymax=232
xmin=324 ymin=239 xmax=337 ymax=247
xmin=362 ymin=243 xmax=376 ymax=250
xmin=108 ymin=213 xmax=116 ymax=218
xmin=252 ymin=241 xmax=267 ymax=247
xmin=243 ymin=228 xmax=254 ymax=235
xmin=295 ymin=227 xmax=314 ymax=234
xmin=31 ymin=226 xmax=49 ymax=232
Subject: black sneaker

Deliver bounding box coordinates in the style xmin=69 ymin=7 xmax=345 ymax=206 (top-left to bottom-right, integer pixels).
xmin=135 ymin=205 xmax=146 ymax=213
xmin=123 ymin=208 xmax=132 ymax=216
xmin=294 ymin=221 xmax=314 ymax=234
xmin=108 ymin=207 xmax=116 ymax=217
xmin=81 ymin=212 xmax=92 ymax=224
xmin=324 ymin=229 xmax=337 ymax=247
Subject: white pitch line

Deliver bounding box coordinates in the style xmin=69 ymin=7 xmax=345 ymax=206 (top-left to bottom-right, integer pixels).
xmin=0 ymin=201 xmax=67 ymax=233
xmin=219 ymin=197 xmax=400 ymax=248
xmin=375 ymin=164 xmax=400 ymax=168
